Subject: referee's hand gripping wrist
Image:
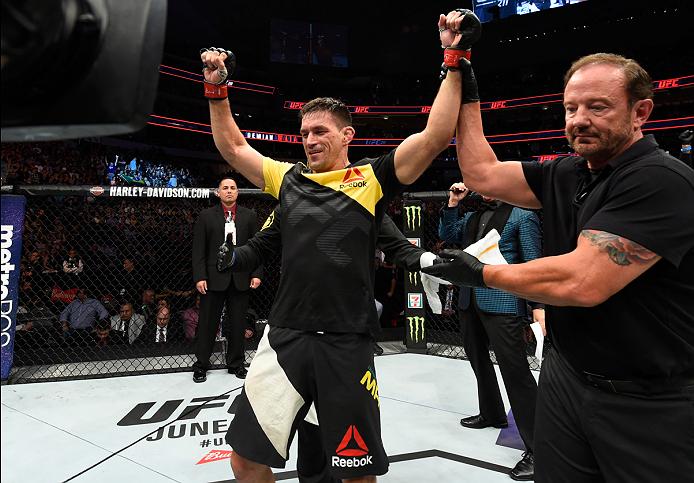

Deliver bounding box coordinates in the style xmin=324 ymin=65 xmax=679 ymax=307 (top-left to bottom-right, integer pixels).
xmin=421 ymin=249 xmax=487 ymax=287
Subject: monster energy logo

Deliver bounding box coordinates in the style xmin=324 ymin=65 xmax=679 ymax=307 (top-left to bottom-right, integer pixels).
xmin=404 ymin=205 xmax=422 ymax=230
xmin=407 ymin=316 xmax=425 ymax=343
xmin=408 ymin=271 xmax=420 ymax=286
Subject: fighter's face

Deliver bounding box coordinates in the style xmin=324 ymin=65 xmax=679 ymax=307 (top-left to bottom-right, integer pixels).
xmin=300 ymin=112 xmax=352 ymax=173
xmin=563 ymin=64 xmax=645 ymax=166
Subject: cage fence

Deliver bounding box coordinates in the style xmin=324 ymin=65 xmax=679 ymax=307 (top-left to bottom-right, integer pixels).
xmin=3 ymin=185 xmax=540 ymax=384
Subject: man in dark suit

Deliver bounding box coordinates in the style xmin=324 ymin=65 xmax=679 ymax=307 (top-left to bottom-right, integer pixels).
xmin=439 ymin=182 xmax=544 ymax=481
xmin=191 ymin=177 xmax=262 ymax=382
xmin=138 ymin=306 xmax=184 ymax=346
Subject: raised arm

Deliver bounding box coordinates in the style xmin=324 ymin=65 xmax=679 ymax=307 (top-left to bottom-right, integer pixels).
xmin=201 ymin=48 xmax=265 ymax=188
xmin=438 ymin=182 xmax=468 ymax=242
xmin=394 ymin=10 xmax=480 ymax=185
xmin=455 ymin=62 xmax=541 ymax=209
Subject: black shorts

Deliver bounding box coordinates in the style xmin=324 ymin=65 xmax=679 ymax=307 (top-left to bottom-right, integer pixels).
xmin=226 ymin=325 xmax=388 ymax=479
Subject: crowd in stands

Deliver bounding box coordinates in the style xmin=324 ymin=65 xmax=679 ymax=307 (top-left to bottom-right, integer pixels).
xmin=13 ymin=193 xmax=274 ymax=363
xmin=1 ymin=141 xmax=220 ymax=188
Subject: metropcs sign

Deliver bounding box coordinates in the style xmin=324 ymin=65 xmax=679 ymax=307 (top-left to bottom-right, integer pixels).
xmin=0 ymin=225 xmax=16 ymax=349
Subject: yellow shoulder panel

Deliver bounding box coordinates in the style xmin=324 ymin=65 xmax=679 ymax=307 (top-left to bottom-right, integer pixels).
xmin=262 ymin=157 xmax=294 ymax=199
xmin=302 ymin=165 xmax=383 ymax=216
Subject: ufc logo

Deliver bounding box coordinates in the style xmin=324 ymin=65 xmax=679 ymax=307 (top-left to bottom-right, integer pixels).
xmin=656 ymin=79 xmax=678 ymax=89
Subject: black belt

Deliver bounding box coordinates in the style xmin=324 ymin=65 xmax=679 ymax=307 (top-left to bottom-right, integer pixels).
xmin=581 ymin=371 xmax=694 ymax=396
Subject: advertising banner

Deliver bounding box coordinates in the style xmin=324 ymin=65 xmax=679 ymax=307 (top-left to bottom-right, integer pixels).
xmin=1 ymin=195 xmax=27 ymax=380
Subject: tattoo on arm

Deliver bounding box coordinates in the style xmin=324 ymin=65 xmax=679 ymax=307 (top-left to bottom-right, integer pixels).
xmin=580 ymin=230 xmax=658 ymax=266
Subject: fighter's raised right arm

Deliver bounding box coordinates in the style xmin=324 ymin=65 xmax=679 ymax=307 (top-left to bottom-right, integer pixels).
xmin=201 ymin=48 xmax=265 ymax=189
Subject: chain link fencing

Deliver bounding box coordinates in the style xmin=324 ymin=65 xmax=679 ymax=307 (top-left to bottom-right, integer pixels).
xmin=404 ymin=191 xmax=542 ymax=370
xmin=4 ymin=186 xmax=540 ymax=384
xmin=5 ymin=185 xmax=278 ymax=383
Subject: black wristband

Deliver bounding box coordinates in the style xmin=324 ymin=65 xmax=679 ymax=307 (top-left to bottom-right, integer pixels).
xmin=459 ymin=58 xmax=480 ymax=104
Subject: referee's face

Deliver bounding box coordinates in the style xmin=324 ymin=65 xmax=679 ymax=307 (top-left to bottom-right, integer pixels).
xmin=300 ymin=112 xmax=351 ymax=173
xmin=563 ymin=63 xmax=651 ymax=168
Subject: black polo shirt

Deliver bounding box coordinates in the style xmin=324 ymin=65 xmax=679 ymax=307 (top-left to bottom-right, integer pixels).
xmin=522 ymin=135 xmax=694 ymax=380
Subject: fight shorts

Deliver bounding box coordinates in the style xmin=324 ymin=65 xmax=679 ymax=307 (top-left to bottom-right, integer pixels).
xmin=226 ymin=324 xmax=388 ymax=479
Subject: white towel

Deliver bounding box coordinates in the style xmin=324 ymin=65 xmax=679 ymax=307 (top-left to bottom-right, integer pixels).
xmin=419 ymin=252 xmax=448 ymax=314
xmin=419 ymin=231 xmax=507 ymax=314
xmin=530 ymin=322 xmax=545 ymax=363
xmin=463 ymin=229 xmax=507 ymax=265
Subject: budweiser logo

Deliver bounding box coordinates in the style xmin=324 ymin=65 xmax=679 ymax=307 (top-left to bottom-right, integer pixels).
xmin=196 ymin=450 xmax=233 ymax=465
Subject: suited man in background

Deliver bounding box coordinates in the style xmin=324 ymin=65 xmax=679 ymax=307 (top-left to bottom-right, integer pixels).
xmin=191 ymin=177 xmax=262 ymax=383
xmin=139 ymin=306 xmax=185 ymax=346
xmin=109 ymin=302 xmax=146 ymax=345
xmin=439 ymin=182 xmax=544 ymax=481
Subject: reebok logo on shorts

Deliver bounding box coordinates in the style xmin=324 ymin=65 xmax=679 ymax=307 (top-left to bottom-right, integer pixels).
xmin=332 ymin=425 xmax=373 ymax=468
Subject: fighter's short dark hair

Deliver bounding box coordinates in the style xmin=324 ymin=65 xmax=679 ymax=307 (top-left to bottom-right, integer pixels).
xmin=299 ymin=97 xmax=352 ymax=128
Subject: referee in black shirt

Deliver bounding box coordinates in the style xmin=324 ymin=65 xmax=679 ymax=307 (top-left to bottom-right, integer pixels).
xmin=425 ymin=53 xmax=694 ymax=482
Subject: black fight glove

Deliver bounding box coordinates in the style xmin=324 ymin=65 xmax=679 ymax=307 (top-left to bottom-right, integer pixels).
xmin=451 ymin=8 xmax=482 ymax=51
xmin=678 ymin=129 xmax=693 ymax=145
xmin=200 ymin=47 xmax=237 ymax=99
xmin=440 ymin=9 xmax=482 ymax=80
xmin=421 ymin=249 xmax=487 ymax=287
xmin=216 ymin=234 xmax=236 ymax=272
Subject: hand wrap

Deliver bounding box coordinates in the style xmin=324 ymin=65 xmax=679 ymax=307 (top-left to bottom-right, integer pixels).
xmin=201 ymin=47 xmax=236 ymax=100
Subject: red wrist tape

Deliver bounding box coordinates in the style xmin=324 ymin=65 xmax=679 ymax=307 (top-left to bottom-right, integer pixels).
xmin=204 ymin=82 xmax=228 ymax=99
xmin=443 ymin=48 xmax=471 ymax=68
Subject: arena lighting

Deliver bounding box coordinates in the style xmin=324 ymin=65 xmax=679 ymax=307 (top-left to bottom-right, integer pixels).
xmin=282 ymin=75 xmax=694 ymax=114
xmin=156 ymin=60 xmax=691 ymax=112
xmin=147 ymin=114 xmax=694 ymax=146
xmin=1 ymin=0 xmax=167 ymax=142
xmin=158 ymin=64 xmax=276 ymax=95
